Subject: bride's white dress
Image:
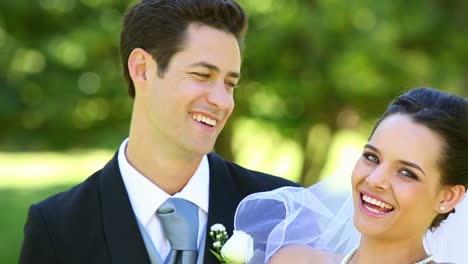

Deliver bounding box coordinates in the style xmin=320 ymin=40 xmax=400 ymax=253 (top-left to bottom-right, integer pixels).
xmin=234 ymin=177 xmax=468 ymax=264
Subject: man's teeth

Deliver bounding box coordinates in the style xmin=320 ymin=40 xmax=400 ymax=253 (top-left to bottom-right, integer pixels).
xmin=191 ymin=114 xmax=217 ymax=126
xmin=362 ymin=194 xmax=393 ymax=210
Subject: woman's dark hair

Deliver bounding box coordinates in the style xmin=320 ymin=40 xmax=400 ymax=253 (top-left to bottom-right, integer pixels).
xmin=120 ymin=0 xmax=248 ymax=98
xmin=370 ymin=88 xmax=468 ymax=230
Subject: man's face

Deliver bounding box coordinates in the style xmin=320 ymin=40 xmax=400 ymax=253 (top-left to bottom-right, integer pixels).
xmin=141 ymin=24 xmax=241 ymax=158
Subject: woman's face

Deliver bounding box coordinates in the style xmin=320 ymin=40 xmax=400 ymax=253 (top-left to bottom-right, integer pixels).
xmin=352 ymin=114 xmax=445 ymax=240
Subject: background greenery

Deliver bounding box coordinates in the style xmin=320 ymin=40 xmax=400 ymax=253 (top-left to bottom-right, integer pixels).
xmin=1 ymin=0 xmax=467 ymax=262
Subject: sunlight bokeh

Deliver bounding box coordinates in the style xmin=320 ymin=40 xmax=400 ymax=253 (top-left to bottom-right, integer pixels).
xmin=0 ymin=150 xmax=113 ymax=188
xmin=318 ymin=130 xmax=366 ymax=193
xmin=233 ymin=120 xmax=366 ymax=191
xmin=233 ymin=117 xmax=303 ymax=183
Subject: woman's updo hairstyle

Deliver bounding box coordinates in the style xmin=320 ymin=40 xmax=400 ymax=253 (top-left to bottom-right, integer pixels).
xmin=370 ymin=88 xmax=468 ymax=230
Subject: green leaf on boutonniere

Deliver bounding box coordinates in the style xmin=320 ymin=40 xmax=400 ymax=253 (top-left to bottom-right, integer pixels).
xmin=209 ymin=249 xmax=226 ymax=263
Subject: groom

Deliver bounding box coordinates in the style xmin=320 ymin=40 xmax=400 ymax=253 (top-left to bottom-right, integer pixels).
xmin=19 ymin=0 xmax=298 ymax=263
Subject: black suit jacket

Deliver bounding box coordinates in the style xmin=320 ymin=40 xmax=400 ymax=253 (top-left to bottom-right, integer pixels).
xmin=20 ymin=151 xmax=299 ymax=264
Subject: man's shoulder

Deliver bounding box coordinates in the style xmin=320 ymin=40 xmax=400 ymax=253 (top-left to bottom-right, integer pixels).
xmin=21 ymin=165 xmax=118 ymax=262
xmin=227 ymin=160 xmax=297 ymax=187
xmin=208 ymin=152 xmax=300 ymax=192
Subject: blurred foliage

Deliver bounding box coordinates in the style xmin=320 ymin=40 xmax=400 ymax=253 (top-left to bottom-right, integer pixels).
xmin=1 ymin=0 xmax=468 ymax=185
xmin=230 ymin=0 xmax=468 ymax=184
xmin=0 ymin=0 xmax=135 ymax=151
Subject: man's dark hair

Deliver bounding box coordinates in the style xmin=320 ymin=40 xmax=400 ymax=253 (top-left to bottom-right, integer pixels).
xmin=120 ymin=0 xmax=248 ymax=98
xmin=371 ymin=87 xmax=468 ymax=230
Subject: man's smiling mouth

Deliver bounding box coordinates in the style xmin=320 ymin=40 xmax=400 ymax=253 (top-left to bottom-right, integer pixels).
xmin=190 ymin=113 xmax=217 ymax=127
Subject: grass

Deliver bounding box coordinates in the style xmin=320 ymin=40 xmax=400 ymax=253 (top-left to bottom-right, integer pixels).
xmin=0 ymin=150 xmax=113 ymax=263
xmin=0 ymin=184 xmax=76 ymax=262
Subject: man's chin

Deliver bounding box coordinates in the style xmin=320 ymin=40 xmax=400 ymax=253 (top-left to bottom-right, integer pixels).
xmin=186 ymin=143 xmax=216 ymax=157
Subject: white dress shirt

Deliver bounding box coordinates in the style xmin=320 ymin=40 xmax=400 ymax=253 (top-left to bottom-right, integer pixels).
xmin=118 ymin=138 xmax=209 ymax=261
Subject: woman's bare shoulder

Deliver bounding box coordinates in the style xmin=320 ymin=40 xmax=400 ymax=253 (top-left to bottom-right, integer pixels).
xmin=268 ymin=244 xmax=343 ymax=264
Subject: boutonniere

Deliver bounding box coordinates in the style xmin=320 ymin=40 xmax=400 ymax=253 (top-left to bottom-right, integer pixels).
xmin=209 ymin=223 xmax=254 ymax=264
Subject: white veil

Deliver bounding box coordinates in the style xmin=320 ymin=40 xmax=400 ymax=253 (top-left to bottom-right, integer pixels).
xmin=234 ymin=176 xmax=360 ymax=264
xmin=234 ymin=176 xmax=468 ymax=264
xmin=424 ymin=196 xmax=468 ymax=263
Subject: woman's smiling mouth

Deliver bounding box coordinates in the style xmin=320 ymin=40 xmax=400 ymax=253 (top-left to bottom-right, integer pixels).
xmin=360 ymin=193 xmax=395 ymax=216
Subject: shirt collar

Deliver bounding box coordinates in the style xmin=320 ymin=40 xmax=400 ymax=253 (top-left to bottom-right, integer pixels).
xmin=174 ymin=154 xmax=209 ymax=214
xmin=118 ymin=138 xmax=210 ymax=226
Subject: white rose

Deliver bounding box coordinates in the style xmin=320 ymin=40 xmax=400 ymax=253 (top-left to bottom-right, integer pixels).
xmin=220 ymin=230 xmax=254 ymax=264
xmin=211 ymin=223 xmax=226 ymax=232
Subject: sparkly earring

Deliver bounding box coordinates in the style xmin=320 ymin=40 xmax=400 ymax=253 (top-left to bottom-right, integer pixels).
xmin=439 ymin=206 xmax=446 ymax=211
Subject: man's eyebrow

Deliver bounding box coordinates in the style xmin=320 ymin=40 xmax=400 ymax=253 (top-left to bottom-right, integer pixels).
xmin=187 ymin=61 xmax=240 ymax=79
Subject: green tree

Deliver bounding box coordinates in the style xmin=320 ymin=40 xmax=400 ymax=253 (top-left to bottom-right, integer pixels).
xmin=1 ymin=0 xmax=467 ymax=185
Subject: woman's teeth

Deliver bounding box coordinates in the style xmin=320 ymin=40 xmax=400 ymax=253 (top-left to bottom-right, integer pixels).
xmin=362 ymin=194 xmax=394 ymax=213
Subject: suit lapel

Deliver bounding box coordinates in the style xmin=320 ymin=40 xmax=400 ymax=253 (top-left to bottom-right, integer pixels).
xmin=99 ymin=152 xmax=151 ymax=264
xmin=204 ymin=153 xmax=244 ymax=264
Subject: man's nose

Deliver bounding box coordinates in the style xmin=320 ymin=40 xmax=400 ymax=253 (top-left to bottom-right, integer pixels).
xmin=207 ymin=81 xmax=233 ymax=110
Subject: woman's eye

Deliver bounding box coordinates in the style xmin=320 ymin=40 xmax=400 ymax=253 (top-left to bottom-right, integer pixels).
xmin=363 ymin=153 xmax=379 ymax=163
xmin=400 ymin=169 xmax=418 ymax=180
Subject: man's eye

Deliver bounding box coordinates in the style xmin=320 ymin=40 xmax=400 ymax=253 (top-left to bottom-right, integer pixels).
xmin=226 ymin=82 xmax=237 ymax=89
xmin=192 ymin=72 xmax=210 ymax=78
xmin=363 ymin=153 xmax=379 ymax=163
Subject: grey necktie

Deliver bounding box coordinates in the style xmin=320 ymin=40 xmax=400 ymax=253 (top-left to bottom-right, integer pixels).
xmin=157 ymin=198 xmax=199 ymax=264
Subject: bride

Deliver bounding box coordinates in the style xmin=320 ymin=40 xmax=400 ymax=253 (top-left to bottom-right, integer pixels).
xmin=234 ymin=88 xmax=467 ymax=264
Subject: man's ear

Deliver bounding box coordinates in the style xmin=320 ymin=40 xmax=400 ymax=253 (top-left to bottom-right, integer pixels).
xmin=128 ymin=48 xmax=157 ymax=94
xmin=436 ymin=185 xmax=466 ymax=213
